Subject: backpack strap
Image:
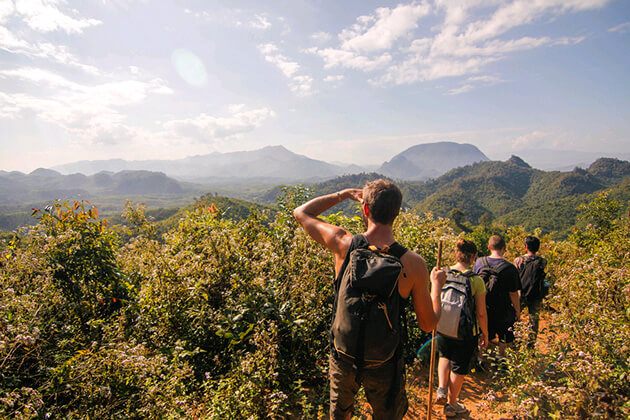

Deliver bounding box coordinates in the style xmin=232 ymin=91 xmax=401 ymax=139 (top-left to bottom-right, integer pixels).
xmin=494 ymin=259 xmax=512 ymax=273
xmin=387 ymin=242 xmax=408 ymax=260
xmin=482 ymin=256 xmax=510 ymax=274
xmin=333 ymin=234 xmax=369 ymax=292
xmin=480 ymin=256 xmax=490 ymax=269
xmin=331 ymin=234 xmax=370 ymax=358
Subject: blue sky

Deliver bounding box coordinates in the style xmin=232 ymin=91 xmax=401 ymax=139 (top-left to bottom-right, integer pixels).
xmin=0 ymin=0 xmax=628 ymax=172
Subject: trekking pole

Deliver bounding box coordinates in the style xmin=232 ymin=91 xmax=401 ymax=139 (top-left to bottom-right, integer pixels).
xmin=427 ymin=239 xmax=443 ymax=420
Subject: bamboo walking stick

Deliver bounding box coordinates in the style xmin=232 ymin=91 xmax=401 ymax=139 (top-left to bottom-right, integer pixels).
xmin=427 ymin=239 xmax=443 ymax=420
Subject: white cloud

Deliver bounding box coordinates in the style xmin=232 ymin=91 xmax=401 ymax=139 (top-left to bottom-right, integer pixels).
xmin=0 ymin=0 xmax=14 ymax=23
xmin=462 ymin=0 xmax=611 ymax=43
xmin=311 ymin=31 xmax=332 ymax=43
xmin=446 ymin=74 xmax=504 ymax=95
xmin=307 ymin=47 xmax=392 ymax=71
xmin=0 ymin=24 xmax=31 ymax=50
xmin=324 ymin=75 xmax=344 ymax=82
xmin=0 ymin=67 xmax=173 ymax=144
xmin=609 ymin=21 xmax=630 ymax=33
xmin=312 ymin=0 xmax=611 ymax=90
xmin=257 ymin=43 xmax=314 ymax=95
xmin=0 ymin=25 xmax=100 ymax=74
xmin=340 ymin=2 xmax=430 ymax=52
xmin=14 ymin=0 xmax=102 ymax=34
xmin=163 ymin=106 xmax=275 ymax=142
xmin=250 ymin=14 xmax=271 ymax=30
xmin=258 ymin=43 xmax=278 ymax=55
xmin=446 ymin=84 xmax=474 ymax=95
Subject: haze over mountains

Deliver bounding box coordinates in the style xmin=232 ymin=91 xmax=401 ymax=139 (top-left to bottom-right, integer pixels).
xmin=2 ymin=148 xmax=628 ymax=237
xmin=51 ymin=146 xmax=353 ymax=182
xmin=49 ymin=141 xmax=628 ymax=182
xmin=0 ymin=169 xmax=187 ymax=205
xmin=50 ymin=142 xmax=491 ymax=182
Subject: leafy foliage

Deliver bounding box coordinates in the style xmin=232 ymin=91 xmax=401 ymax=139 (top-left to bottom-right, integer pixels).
xmin=490 ymin=194 xmax=630 ymax=418
xmin=1 ymin=187 xmax=629 ymax=418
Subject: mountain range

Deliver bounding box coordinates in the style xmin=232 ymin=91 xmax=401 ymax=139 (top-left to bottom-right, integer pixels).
xmin=51 ymin=142 xmax=490 ymax=182
xmin=48 ymin=142 xmax=630 ymax=182
xmin=1 ymin=154 xmax=628 ymax=237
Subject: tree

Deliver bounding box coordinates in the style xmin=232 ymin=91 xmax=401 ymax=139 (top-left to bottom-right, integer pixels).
xmin=479 ymin=212 xmax=493 ymax=227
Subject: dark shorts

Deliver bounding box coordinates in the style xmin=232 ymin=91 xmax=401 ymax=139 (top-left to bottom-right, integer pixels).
xmin=488 ymin=313 xmax=515 ymax=343
xmin=329 ymin=353 xmax=408 ymax=420
xmin=437 ymin=334 xmax=477 ymax=375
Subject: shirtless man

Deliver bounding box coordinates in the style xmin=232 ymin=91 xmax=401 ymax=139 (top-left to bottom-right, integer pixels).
xmin=293 ymin=179 xmax=446 ymax=420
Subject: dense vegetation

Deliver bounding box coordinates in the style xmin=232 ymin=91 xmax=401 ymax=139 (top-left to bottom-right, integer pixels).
xmin=0 ymin=191 xmax=454 ymax=418
xmin=1 ymin=184 xmax=628 ymax=418
xmin=496 ymin=193 xmax=630 ymax=418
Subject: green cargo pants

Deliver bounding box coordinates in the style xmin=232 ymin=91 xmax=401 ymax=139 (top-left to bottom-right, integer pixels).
xmin=329 ymin=353 xmax=408 ymax=420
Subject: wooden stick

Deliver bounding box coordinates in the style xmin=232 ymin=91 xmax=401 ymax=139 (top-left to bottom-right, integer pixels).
xmin=427 ymin=239 xmax=443 ymax=420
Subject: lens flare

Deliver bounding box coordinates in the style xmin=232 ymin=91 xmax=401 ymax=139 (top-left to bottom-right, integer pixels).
xmin=171 ymin=49 xmax=207 ymax=87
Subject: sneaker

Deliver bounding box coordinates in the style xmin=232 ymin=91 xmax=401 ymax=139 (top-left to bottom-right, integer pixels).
xmin=444 ymin=402 xmax=468 ymax=417
xmin=435 ymin=387 xmax=447 ymax=405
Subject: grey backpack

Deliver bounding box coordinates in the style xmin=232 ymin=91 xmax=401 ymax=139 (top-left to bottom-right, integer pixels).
xmin=436 ymin=269 xmax=477 ymax=340
xmin=331 ymin=234 xmax=407 ymax=368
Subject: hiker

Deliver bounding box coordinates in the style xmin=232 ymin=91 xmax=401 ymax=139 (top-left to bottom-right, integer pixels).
xmin=293 ymin=179 xmax=446 ymax=420
xmin=473 ymin=235 xmax=520 ymax=356
xmin=435 ymin=239 xmax=488 ymax=417
xmin=514 ymin=235 xmax=548 ymax=347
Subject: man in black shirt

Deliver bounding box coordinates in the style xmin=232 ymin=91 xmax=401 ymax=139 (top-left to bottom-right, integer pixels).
xmin=473 ymin=235 xmax=520 ymax=356
xmin=514 ymin=235 xmax=548 ymax=347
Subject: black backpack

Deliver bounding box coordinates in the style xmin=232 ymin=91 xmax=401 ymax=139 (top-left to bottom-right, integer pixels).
xmin=331 ymin=234 xmax=407 ymax=369
xmin=436 ymin=269 xmax=477 ymax=341
xmin=477 ymin=257 xmax=511 ymax=311
xmin=519 ymin=256 xmax=548 ymax=302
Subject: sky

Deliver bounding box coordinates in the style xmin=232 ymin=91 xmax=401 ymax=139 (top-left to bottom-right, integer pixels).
xmin=0 ymin=0 xmax=629 ymax=172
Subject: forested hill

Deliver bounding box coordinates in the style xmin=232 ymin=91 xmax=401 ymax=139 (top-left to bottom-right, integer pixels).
xmin=0 ymin=169 xmax=190 ymax=205
xmin=308 ymin=157 xmax=629 ymax=236
xmin=412 ymin=156 xmax=629 ymax=221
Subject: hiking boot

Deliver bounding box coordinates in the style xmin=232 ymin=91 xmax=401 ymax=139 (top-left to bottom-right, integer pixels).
xmin=444 ymin=401 xmax=468 ymax=417
xmin=435 ymin=387 xmax=447 ymax=405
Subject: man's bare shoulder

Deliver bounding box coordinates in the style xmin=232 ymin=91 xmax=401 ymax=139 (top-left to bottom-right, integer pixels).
xmin=400 ymin=249 xmax=427 ymax=271
xmin=398 ymin=249 xmax=430 ymax=298
xmin=336 ymin=230 xmax=353 ymax=252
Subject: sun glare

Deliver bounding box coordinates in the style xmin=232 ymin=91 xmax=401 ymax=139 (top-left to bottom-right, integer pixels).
xmin=171 ymin=49 xmax=207 ymax=87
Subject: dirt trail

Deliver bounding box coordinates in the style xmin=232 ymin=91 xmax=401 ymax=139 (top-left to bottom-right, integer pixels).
xmin=400 ymin=314 xmax=555 ymax=420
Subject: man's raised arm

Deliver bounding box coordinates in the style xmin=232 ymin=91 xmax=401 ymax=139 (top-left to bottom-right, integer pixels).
xmin=293 ymin=188 xmax=362 ymax=261
xmin=404 ymin=253 xmax=446 ymax=332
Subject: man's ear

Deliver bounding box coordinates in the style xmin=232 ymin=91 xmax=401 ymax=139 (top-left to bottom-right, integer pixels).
xmin=362 ymin=203 xmax=370 ymax=216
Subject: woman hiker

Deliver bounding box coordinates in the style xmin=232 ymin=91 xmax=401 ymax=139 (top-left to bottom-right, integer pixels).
xmin=435 ymin=239 xmax=488 ymax=417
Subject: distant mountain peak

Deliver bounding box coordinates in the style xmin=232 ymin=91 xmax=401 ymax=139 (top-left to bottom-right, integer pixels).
xmin=30 ymin=168 xmax=62 ymax=177
xmin=507 ymin=155 xmax=531 ymax=168
xmin=378 ymin=141 xmax=489 ymax=180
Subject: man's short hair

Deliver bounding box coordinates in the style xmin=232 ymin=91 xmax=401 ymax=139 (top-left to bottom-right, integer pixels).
xmin=525 ymin=235 xmax=540 ymax=253
xmin=488 ymin=234 xmax=506 ymax=251
xmin=362 ymin=179 xmax=402 ymax=225
xmin=456 ymin=238 xmax=477 ymax=264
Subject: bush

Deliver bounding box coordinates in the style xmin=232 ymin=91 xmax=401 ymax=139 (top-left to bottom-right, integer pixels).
xmin=491 ymin=195 xmax=630 ymax=418
xmin=2 ymin=191 xmax=628 ymax=418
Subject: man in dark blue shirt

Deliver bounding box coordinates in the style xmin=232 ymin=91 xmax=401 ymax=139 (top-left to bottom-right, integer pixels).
xmin=473 ymin=235 xmax=520 ymax=356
